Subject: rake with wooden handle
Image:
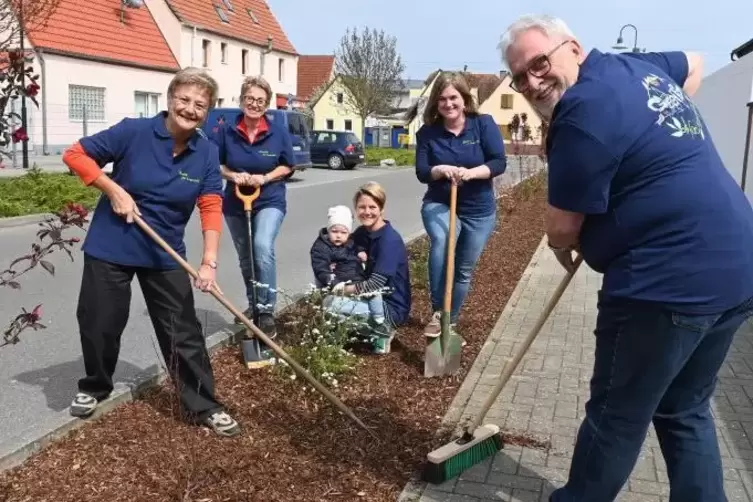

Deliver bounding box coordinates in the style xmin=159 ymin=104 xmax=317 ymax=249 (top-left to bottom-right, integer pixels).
xmin=132 ymin=213 xmax=376 ymax=438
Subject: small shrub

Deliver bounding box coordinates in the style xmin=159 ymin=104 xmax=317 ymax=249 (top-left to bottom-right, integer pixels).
xmin=274 ymin=286 xmax=367 ymax=388
xmin=408 ymin=237 xmax=430 ymax=290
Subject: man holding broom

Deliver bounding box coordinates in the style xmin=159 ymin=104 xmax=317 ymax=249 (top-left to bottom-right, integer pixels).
xmin=499 ymin=14 xmax=753 ymax=502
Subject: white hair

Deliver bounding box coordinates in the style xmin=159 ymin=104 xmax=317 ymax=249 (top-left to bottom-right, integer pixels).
xmin=498 ymin=14 xmax=576 ymax=68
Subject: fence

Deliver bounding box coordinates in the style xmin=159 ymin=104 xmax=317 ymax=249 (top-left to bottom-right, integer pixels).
xmin=2 ymin=102 xmax=146 ymax=164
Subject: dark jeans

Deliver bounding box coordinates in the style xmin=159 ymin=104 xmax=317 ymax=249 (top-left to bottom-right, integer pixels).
xmin=76 ymin=254 xmax=224 ymax=421
xmin=551 ymin=293 xmax=753 ymax=502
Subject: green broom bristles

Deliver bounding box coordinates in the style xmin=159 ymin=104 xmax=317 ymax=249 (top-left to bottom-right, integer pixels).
xmin=423 ymin=429 xmax=503 ymax=484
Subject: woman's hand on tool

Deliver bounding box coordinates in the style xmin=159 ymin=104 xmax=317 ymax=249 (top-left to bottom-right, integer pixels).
xmin=232 ymin=172 xmax=254 ymax=186
xmin=195 ymin=263 xmax=221 ymax=293
xmin=551 ymin=247 xmax=578 ymax=274
xmin=432 ymin=165 xmax=463 ymax=184
xmin=107 ymin=184 xmax=141 ymax=223
xmin=247 ymin=174 xmax=266 ymax=187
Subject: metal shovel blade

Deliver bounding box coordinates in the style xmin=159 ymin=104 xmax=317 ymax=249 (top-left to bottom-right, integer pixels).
xmin=242 ymin=331 xmax=276 ymax=370
xmin=424 ymin=317 xmax=464 ymax=377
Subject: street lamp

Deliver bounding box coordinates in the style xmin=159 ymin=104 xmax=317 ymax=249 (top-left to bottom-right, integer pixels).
xmin=613 ymin=24 xmax=644 ymax=53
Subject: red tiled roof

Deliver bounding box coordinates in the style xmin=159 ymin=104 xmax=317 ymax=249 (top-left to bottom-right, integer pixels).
xmin=297 ymin=55 xmax=334 ymax=101
xmin=166 ymin=0 xmax=296 ymax=55
xmin=422 ymin=70 xmax=503 ymax=106
xmin=26 ymin=0 xmax=179 ymax=71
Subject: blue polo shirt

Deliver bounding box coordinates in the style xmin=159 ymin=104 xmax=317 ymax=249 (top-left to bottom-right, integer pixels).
xmin=79 ymin=112 xmax=223 ymax=270
xmin=415 ymin=113 xmax=506 ymax=217
xmin=212 ymin=114 xmax=295 ymax=216
xmin=352 ymin=221 xmax=412 ymax=325
xmin=548 ymin=49 xmax=753 ymax=314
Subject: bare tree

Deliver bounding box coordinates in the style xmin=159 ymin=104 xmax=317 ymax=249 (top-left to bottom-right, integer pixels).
xmin=335 ymin=27 xmax=404 ymax=140
xmin=1 ymin=0 xmax=61 ymax=50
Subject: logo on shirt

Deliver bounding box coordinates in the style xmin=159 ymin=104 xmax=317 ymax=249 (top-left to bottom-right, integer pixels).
xmin=641 ymin=74 xmax=704 ymax=140
xmin=258 ymin=150 xmax=277 ymax=158
xmin=462 ymin=139 xmax=479 ymax=145
xmin=178 ymin=170 xmax=201 ymax=184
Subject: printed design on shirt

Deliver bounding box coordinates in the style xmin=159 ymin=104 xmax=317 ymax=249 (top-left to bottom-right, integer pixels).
xmin=178 ymin=170 xmax=201 ymax=184
xmin=641 ymin=74 xmax=704 ymax=139
xmin=462 ymin=139 xmax=479 ymax=145
xmin=257 ymin=150 xmax=278 ymax=158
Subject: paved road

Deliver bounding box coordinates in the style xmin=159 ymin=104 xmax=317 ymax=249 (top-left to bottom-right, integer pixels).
xmin=0 ymin=158 xmax=536 ymax=454
xmin=0 ymin=166 xmax=430 ymax=448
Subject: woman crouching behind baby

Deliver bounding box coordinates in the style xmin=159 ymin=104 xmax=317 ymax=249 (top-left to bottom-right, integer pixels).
xmin=309 ymin=182 xmax=412 ymax=354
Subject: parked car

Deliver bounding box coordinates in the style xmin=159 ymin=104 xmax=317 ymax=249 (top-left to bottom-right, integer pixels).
xmin=202 ymin=108 xmax=313 ymax=171
xmin=309 ymin=130 xmax=365 ymax=170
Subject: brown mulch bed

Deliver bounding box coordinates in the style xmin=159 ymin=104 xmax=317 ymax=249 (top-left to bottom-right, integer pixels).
xmin=0 ymin=175 xmax=547 ymax=502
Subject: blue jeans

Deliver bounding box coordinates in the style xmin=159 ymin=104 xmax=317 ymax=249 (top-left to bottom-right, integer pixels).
xmin=421 ymin=201 xmax=496 ymax=323
xmin=224 ymin=208 xmax=285 ymax=314
xmin=551 ymin=293 xmax=753 ymax=502
xmin=323 ymin=294 xmax=386 ymax=324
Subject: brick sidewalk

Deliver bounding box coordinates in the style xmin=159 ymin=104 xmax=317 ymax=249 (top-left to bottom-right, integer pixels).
xmin=401 ymin=238 xmax=753 ymax=502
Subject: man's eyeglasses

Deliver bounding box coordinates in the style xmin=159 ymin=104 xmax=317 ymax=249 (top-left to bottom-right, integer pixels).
xmin=509 ymin=40 xmax=570 ymax=93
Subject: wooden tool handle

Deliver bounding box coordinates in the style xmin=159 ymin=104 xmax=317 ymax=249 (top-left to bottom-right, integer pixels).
xmin=234 ymin=184 xmax=261 ymax=212
xmin=469 ymin=254 xmax=584 ymax=431
xmin=443 ymin=183 xmax=458 ymax=313
xmin=132 ymin=214 xmax=375 ymax=438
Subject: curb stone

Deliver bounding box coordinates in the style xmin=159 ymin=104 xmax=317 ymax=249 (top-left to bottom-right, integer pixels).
xmin=0 ymin=213 xmax=55 ymax=229
xmin=0 ymin=170 xmax=544 ymax=475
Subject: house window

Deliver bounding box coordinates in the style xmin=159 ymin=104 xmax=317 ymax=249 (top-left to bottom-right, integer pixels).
xmin=134 ymin=91 xmax=159 ymax=118
xmin=69 ymin=84 xmax=105 ymax=121
xmin=277 ymin=58 xmax=284 ymax=82
xmin=241 ymin=49 xmax=248 ymax=74
xmin=336 ymin=93 xmax=343 ymax=104
xmin=202 ymin=39 xmax=211 ymax=67
xmin=221 ymin=42 xmax=227 ymax=64
xmin=221 ymin=0 xmax=233 ymax=12
xmin=326 ymin=119 xmax=334 ymax=130
xmin=217 ymin=98 xmax=224 ymax=107
xmin=500 ymin=94 xmax=514 ymax=109
xmin=344 ymin=119 xmax=352 ymax=131
xmin=214 ymin=5 xmax=229 ymax=23
xmin=246 ymin=8 xmax=259 ymax=24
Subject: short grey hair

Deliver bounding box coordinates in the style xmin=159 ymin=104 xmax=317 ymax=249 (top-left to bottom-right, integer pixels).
xmin=167 ymin=67 xmax=219 ymax=107
xmin=498 ymin=14 xmax=576 ymax=68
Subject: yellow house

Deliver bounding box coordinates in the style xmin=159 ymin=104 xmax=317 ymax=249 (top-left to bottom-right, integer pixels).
xmin=296 ymin=55 xmax=363 ymax=138
xmin=404 ymin=69 xmax=543 ymax=145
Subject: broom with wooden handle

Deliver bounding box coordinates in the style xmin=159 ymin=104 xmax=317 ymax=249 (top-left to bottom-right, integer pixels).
xmin=132 ymin=213 xmax=377 ymax=439
xmin=422 ymin=253 xmax=584 ymax=483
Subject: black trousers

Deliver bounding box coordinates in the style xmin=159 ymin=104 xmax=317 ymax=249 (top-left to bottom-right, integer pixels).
xmin=76 ymin=254 xmax=223 ymax=421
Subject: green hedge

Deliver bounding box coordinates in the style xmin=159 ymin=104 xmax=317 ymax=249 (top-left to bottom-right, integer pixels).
xmin=365 ymin=147 xmax=415 ymax=167
xmin=0 ymin=170 xmax=100 ymax=217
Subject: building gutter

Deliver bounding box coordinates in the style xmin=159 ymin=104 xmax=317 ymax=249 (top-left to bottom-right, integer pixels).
xmin=34 ymin=48 xmax=48 ymax=155
xmin=742 ymin=101 xmax=753 ymax=191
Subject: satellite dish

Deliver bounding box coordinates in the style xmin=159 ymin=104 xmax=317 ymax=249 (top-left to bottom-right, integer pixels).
xmin=122 ymin=0 xmax=143 ymax=8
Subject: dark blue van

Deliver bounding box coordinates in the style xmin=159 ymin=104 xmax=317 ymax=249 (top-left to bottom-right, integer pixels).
xmin=202 ymin=108 xmax=312 ymax=171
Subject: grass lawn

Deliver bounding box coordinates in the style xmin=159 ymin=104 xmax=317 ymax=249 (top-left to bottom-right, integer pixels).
xmin=365 ymin=146 xmax=415 ymax=167
xmin=0 ymin=170 xmax=100 ymax=218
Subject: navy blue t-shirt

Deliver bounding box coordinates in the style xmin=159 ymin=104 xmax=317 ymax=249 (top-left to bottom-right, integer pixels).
xmin=79 ymin=112 xmax=223 ymax=270
xmin=212 ymin=114 xmax=295 ymax=217
xmin=352 ymin=221 xmax=412 ymax=325
xmin=415 ymin=113 xmax=507 ymax=217
xmin=548 ymin=49 xmax=753 ymax=313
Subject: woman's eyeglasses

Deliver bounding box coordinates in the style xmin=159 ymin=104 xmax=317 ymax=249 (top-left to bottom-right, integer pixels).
xmin=243 ymin=96 xmax=267 ymax=106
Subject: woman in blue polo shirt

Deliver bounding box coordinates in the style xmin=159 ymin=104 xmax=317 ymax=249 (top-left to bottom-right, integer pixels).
xmin=212 ymin=76 xmax=295 ymax=338
xmin=62 ymin=67 xmax=240 ymax=437
xmin=325 ymin=181 xmax=412 ymax=354
xmin=415 ymin=72 xmax=506 ymax=339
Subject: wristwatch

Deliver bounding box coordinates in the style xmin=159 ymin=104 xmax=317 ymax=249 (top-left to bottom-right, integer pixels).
xmin=202 ymin=260 xmax=218 ymax=270
xmin=547 ymin=241 xmax=571 ymax=252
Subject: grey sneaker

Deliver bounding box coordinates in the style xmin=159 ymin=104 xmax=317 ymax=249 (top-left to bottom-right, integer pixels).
xmin=258 ymin=313 xmax=277 ymax=338
xmin=371 ymin=321 xmax=394 ymax=354
xmin=424 ymin=311 xmax=441 ymax=338
xmin=70 ymin=392 xmax=98 ymax=418
xmin=204 ymin=411 xmax=241 ymax=437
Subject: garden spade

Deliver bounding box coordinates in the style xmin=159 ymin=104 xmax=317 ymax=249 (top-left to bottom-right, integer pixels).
xmin=424 ymin=183 xmax=464 ymax=378
xmin=234 ymin=184 xmax=276 ymax=369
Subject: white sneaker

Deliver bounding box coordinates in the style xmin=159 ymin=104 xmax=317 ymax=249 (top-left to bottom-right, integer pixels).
xmin=204 ymin=411 xmax=241 ymax=437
